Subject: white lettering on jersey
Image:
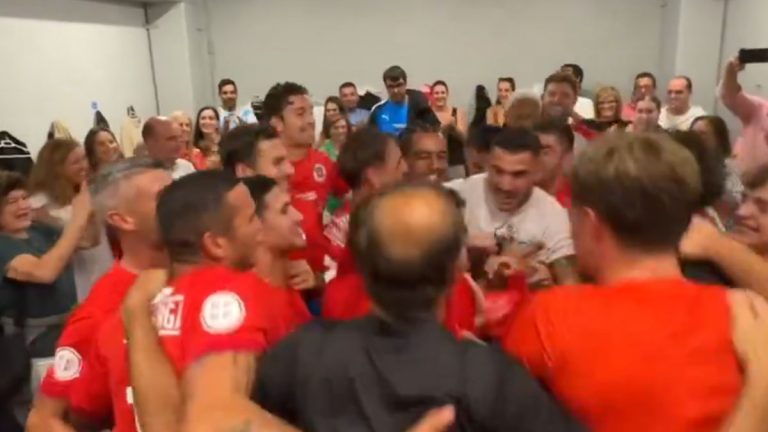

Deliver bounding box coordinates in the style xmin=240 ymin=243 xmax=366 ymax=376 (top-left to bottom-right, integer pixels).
xmin=200 ymin=291 xmax=245 ymax=334
xmin=52 ymin=347 xmax=82 ymax=381
xmin=152 ymin=287 xmax=184 ymax=336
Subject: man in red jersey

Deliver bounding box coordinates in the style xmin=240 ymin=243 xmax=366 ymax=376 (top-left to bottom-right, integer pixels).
xmin=263 ymin=82 xmax=347 ymax=278
xmin=503 ymin=132 xmax=747 ymax=431
xmin=115 ymin=171 xmax=298 ymax=432
xmin=26 ymin=158 xmax=172 ymax=432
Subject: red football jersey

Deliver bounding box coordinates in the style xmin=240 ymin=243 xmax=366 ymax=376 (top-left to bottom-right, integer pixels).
xmin=68 ymin=314 xmax=139 ymax=432
xmin=40 ymin=264 xmax=135 ymax=400
xmin=323 ymin=200 xmax=351 ymax=265
xmin=290 ymin=150 xmax=347 ymax=273
xmin=322 ymin=270 xmax=477 ymax=336
xmin=161 ymin=265 xmax=300 ymax=371
xmin=554 ymin=176 xmax=572 ymax=209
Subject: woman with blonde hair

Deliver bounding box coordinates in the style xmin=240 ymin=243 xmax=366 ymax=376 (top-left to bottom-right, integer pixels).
xmin=170 ymin=111 xmax=196 ymax=164
xmin=582 ymin=86 xmax=629 ymax=133
xmin=28 ymin=139 xmax=113 ymax=301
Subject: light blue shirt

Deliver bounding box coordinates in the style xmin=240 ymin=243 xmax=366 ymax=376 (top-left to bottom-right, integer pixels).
xmin=347 ymin=108 xmax=370 ymax=127
xmin=218 ymin=105 xmax=258 ymax=131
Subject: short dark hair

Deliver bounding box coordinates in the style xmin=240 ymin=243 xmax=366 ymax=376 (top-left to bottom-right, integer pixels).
xmin=339 ymin=82 xmax=357 ymax=92
xmin=218 ymin=78 xmax=237 ymax=93
xmin=337 ymin=127 xmax=393 ymax=190
xmin=634 ymin=71 xmax=657 ymax=89
xmin=382 ymin=65 xmax=407 ymax=83
xmin=497 ymin=77 xmax=516 ymax=92
xmin=672 ymin=75 xmax=693 ymax=92
xmin=490 ymin=127 xmax=542 ymax=157
xmin=572 ymin=133 xmax=701 ymax=252
xmin=0 ymin=170 xmax=26 ymax=202
xmin=156 ymin=170 xmax=241 ymax=263
xmin=670 ymin=131 xmax=726 ymax=209
xmin=220 ymin=124 xmax=280 ymax=175
xmin=83 ymin=127 xmax=118 ymax=171
xmin=544 ymin=72 xmax=579 ymax=96
xmin=398 ymin=121 xmax=442 ymax=157
xmin=431 ymin=80 xmax=449 ymax=92
xmin=561 ymin=64 xmax=584 ymax=84
xmin=690 ymin=115 xmax=732 ymax=156
xmin=533 ymin=119 xmax=575 ymax=152
xmin=349 ymin=182 xmax=465 ymax=323
xmin=744 ymin=165 xmax=768 ymax=190
xmin=468 ymin=125 xmax=502 ymax=154
xmin=639 ymin=95 xmax=662 ymax=111
xmin=263 ymin=82 xmax=309 ymax=121
xmin=241 ymin=175 xmax=278 ymax=217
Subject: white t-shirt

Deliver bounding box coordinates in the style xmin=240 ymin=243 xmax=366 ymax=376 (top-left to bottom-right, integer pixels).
xmin=445 ymin=173 xmax=574 ymax=263
xmin=171 ymin=159 xmax=196 ymax=179
xmin=574 ymin=96 xmax=595 ymax=119
xmin=658 ymin=105 xmax=707 ymax=131
xmin=28 ymin=193 xmax=114 ymax=302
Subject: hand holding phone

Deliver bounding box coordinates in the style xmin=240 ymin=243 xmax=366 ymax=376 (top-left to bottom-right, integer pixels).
xmin=738 ymin=48 xmax=768 ymax=64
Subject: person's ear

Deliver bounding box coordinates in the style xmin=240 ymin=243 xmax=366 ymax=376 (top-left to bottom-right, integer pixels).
xmin=234 ymin=163 xmax=256 ymax=179
xmin=270 ymin=116 xmax=284 ymax=134
xmin=201 ymin=231 xmax=228 ymax=262
xmin=105 ymin=211 xmax=134 ymax=232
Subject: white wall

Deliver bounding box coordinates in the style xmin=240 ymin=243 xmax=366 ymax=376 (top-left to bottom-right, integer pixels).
xmin=0 ymin=0 xmax=156 ymax=157
xmin=204 ymin=0 xmax=665 ymax=111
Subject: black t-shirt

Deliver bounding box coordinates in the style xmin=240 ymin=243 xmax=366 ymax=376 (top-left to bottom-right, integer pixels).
xmin=681 ymin=259 xmax=734 ymax=287
xmin=254 ymin=316 xmax=585 ymax=432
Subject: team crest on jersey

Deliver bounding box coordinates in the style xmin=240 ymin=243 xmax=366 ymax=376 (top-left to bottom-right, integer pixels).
xmin=200 ymin=290 xmax=245 ymax=334
xmin=152 ymin=287 xmax=184 ymax=336
xmin=313 ymin=163 xmax=327 ymax=182
xmin=53 ymin=347 xmax=82 ymax=381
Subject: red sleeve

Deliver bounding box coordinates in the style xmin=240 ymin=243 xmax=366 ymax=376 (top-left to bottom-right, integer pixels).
xmin=68 ymin=322 xmax=113 ymax=422
xmin=291 ymin=198 xmax=328 ymax=273
xmin=443 ymin=275 xmax=477 ymax=336
xmin=182 ymin=277 xmax=271 ymax=369
xmin=39 ymin=322 xmax=93 ymax=399
xmin=501 ymin=295 xmax=555 ymax=381
xmin=322 ymin=273 xmax=370 ymax=320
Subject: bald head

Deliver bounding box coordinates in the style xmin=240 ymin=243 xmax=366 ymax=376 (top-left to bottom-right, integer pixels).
xmin=350 ymin=182 xmax=465 ymax=322
xmin=142 ymin=116 xmax=181 ymax=165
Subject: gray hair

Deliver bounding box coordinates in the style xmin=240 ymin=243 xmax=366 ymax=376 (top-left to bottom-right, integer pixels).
xmin=90 ymin=157 xmax=165 ymax=219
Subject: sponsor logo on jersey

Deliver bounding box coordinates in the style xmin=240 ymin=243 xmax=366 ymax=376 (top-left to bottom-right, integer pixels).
xmin=53 ymin=347 xmax=82 ymax=381
xmin=200 ymin=291 xmax=246 ymax=334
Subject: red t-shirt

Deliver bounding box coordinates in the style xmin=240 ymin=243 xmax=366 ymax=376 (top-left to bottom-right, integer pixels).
xmin=40 ymin=264 xmax=136 ymax=400
xmin=478 ymin=272 xmax=530 ymax=340
xmin=290 ymin=150 xmax=348 ymax=273
xmin=323 ymin=270 xmax=477 ymax=336
xmin=572 ymin=121 xmax=601 ymax=142
xmin=69 ymin=314 xmax=140 ymax=432
xmin=323 ymin=200 xmax=351 ymax=265
xmin=503 ymin=279 xmax=742 ymax=432
xmin=554 ymin=177 xmax=572 ymax=209
xmin=167 ymin=265 xmax=305 ymax=370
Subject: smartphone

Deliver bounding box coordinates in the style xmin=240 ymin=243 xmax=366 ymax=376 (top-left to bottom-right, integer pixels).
xmin=739 ymin=48 xmax=768 ymax=64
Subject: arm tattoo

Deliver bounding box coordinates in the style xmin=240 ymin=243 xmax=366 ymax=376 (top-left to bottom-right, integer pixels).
xmin=550 ymin=255 xmax=580 ymax=285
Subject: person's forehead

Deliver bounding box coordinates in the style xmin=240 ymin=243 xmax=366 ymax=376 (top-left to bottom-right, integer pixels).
xmin=490 ymin=147 xmax=535 ymax=166
xmin=222 ymin=84 xmax=237 ymax=92
xmin=668 ymin=79 xmax=687 ymax=89
xmin=258 ymin=138 xmax=286 ymax=157
xmin=545 ymin=82 xmax=574 ymax=94
xmin=285 ymin=94 xmax=311 ymax=109
xmin=413 ymin=132 xmax=446 ymax=150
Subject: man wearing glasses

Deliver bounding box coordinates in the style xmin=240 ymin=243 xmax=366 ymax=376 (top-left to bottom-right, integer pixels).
xmin=369 ymin=65 xmax=439 ymax=136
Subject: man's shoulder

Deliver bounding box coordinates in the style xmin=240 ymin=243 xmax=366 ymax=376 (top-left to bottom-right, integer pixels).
xmin=524 ymin=187 xmax=568 ymax=216
xmin=444 ymin=173 xmax=486 ymax=194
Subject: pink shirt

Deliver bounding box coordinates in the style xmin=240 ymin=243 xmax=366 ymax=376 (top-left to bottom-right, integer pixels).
xmin=719 ymin=87 xmax=768 ymax=174
xmin=621 ymin=103 xmax=637 ymax=122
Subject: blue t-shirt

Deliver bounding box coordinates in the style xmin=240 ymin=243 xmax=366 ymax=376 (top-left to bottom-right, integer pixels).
xmin=372 ymin=100 xmax=409 ymax=136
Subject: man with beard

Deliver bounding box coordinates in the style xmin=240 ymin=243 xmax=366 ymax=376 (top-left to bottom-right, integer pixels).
xmin=26 ymin=158 xmax=172 ymax=432
xmin=446 ymin=127 xmax=578 ymax=287
xmin=541 ymin=72 xmax=596 ymax=151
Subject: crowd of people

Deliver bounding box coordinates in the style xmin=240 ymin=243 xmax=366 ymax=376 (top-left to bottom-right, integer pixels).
xmin=0 ymin=56 xmax=767 ymax=432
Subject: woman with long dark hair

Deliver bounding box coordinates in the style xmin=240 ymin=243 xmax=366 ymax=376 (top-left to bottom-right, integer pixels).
xmin=192 ymin=106 xmax=222 ymax=170
xmin=83 ymin=127 xmax=122 ymax=174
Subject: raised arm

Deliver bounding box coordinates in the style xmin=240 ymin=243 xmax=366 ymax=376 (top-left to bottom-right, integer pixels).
xmin=122 ymin=269 xmax=182 ymax=432
xmin=7 ymin=184 xmax=90 ymax=284
xmin=718 ymin=57 xmax=757 ymax=124
xmin=680 ymin=216 xmax=768 ymax=300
